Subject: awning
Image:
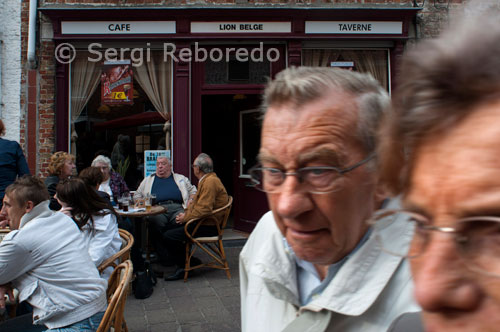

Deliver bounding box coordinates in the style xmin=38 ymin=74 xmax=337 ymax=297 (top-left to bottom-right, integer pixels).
xmin=93 ymin=111 xmax=165 ymax=130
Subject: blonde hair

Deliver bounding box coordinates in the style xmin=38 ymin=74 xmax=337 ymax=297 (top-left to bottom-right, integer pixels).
xmin=48 ymin=151 xmax=75 ymax=176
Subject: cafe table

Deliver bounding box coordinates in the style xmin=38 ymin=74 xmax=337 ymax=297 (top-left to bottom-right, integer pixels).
xmin=116 ymin=205 xmax=166 ymax=260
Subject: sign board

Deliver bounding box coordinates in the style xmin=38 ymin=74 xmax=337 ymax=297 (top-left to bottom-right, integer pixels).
xmin=305 ymin=21 xmax=402 ymax=34
xmin=191 ymin=22 xmax=291 ymax=33
xmin=61 ymin=21 xmax=176 ymax=34
xmin=144 ymin=150 xmax=170 ymax=177
xmin=101 ymin=60 xmax=133 ymax=105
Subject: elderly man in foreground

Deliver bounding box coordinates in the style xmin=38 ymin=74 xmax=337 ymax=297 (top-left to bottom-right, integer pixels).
xmin=379 ymin=8 xmax=500 ymax=332
xmin=240 ymin=67 xmax=419 ymax=331
xmin=135 ymin=156 xmax=196 ymax=264
xmin=164 ymin=153 xmax=229 ymax=281
xmin=0 ymin=176 xmax=106 ymax=331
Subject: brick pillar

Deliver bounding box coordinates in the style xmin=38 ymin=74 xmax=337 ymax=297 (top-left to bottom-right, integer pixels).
xmin=27 ymin=70 xmax=37 ymax=174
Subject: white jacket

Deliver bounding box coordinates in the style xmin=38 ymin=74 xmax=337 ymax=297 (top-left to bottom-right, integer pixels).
xmin=240 ymin=200 xmax=420 ymax=332
xmin=82 ymin=212 xmax=121 ymax=280
xmin=0 ymin=201 xmax=107 ymax=329
xmin=135 ymin=172 xmax=197 ymax=209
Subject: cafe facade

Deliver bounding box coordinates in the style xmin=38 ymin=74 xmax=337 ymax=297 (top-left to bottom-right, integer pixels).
xmin=27 ymin=3 xmax=427 ymax=231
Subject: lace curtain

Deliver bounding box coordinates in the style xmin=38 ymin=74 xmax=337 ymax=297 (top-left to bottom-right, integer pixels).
xmin=302 ymin=49 xmax=388 ymax=90
xmin=70 ymin=54 xmax=101 ymax=154
xmin=134 ymin=52 xmax=172 ymax=149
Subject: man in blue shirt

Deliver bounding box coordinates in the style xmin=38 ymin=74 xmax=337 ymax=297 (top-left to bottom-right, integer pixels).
xmin=135 ymin=157 xmax=196 ymax=264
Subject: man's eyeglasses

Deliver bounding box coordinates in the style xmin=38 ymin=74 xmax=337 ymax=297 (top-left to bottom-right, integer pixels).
xmin=368 ymin=209 xmax=500 ymax=278
xmin=248 ymin=154 xmax=374 ymax=194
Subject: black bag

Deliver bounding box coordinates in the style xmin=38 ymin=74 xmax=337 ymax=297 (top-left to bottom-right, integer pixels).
xmin=132 ymin=262 xmax=157 ymax=299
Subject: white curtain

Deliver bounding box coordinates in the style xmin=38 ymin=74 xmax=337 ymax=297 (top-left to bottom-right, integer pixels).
xmin=341 ymin=50 xmax=388 ymax=90
xmin=70 ymin=54 xmax=101 ymax=154
xmin=302 ymin=49 xmax=341 ymax=67
xmin=135 ymin=52 xmax=172 ymax=149
xmin=302 ymin=49 xmax=388 ymax=90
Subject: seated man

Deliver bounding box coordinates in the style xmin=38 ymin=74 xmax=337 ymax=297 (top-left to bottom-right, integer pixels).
xmin=0 ymin=176 xmax=107 ymax=331
xmin=163 ymin=153 xmax=229 ymax=281
xmin=135 ymin=156 xmax=196 ymax=263
xmin=240 ymin=67 xmax=419 ymax=331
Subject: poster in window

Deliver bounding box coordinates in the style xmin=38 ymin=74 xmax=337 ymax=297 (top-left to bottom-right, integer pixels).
xmin=144 ymin=150 xmax=171 ymax=177
xmin=101 ymin=60 xmax=134 ymax=105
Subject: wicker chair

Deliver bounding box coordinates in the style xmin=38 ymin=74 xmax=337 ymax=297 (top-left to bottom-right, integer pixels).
xmin=183 ymin=196 xmax=233 ymax=282
xmin=98 ymin=229 xmax=134 ymax=273
xmin=96 ymin=260 xmax=133 ymax=332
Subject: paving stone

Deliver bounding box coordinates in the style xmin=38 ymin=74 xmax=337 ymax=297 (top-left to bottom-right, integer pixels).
xmin=184 ymin=277 xmax=211 ymax=288
xmin=150 ymin=322 xmax=181 ymax=332
xmin=165 ymin=284 xmax=190 ymax=298
xmin=189 ymin=286 xmax=216 ymax=298
xmin=204 ymin=311 xmax=234 ymax=325
xmin=124 ymin=247 xmax=244 ymax=331
xmin=208 ymin=322 xmax=240 ymax=332
xmin=179 ymin=323 xmax=208 ymax=332
xmin=215 ymin=285 xmax=240 ymax=297
xmin=125 ymin=315 xmax=148 ymax=332
xmin=175 ymin=310 xmax=205 ymax=324
xmin=207 ymin=277 xmax=233 ymax=289
xmin=146 ymin=308 xmax=178 ymax=325
xmin=144 ymin=298 xmax=172 ymax=310
xmin=219 ymin=295 xmax=240 ymax=308
xmin=169 ymin=296 xmax=199 ymax=313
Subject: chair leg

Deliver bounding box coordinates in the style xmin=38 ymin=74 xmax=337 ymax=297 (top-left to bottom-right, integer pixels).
xmin=219 ymin=239 xmax=231 ymax=280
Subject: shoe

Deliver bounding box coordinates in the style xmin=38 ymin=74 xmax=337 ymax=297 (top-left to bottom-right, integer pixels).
xmin=164 ymin=268 xmax=185 ymax=281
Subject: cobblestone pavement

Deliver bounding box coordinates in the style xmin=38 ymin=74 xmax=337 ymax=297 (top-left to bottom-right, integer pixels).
xmin=124 ymin=246 xmax=242 ymax=332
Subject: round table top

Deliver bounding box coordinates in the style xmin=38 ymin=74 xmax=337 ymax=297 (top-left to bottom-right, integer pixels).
xmin=116 ymin=205 xmax=166 ymax=217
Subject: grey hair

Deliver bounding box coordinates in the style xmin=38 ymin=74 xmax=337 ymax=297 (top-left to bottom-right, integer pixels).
xmin=157 ymin=156 xmax=171 ymax=165
xmin=91 ymin=155 xmax=112 ymax=169
xmin=379 ymin=9 xmax=500 ymax=194
xmin=194 ymin=153 xmax=213 ymax=174
xmin=262 ymin=66 xmax=390 ymax=154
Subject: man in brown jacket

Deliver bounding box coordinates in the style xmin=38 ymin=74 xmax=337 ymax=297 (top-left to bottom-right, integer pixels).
xmin=164 ymin=153 xmax=229 ymax=281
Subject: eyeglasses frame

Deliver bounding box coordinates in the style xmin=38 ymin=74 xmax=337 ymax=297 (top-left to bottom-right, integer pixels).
xmin=367 ymin=209 xmax=500 ymax=278
xmin=248 ymin=153 xmax=375 ymax=194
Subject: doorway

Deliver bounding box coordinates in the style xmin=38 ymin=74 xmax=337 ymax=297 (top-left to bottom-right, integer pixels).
xmin=201 ymin=94 xmax=268 ymax=232
xmin=191 ymin=43 xmax=286 ymax=232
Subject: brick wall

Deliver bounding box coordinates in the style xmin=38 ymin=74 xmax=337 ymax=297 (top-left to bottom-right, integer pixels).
xmin=19 ymin=0 xmax=467 ymax=176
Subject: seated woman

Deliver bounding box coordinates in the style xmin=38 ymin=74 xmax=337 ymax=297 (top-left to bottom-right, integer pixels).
xmin=56 ymin=177 xmax=121 ymax=280
xmin=79 ymin=166 xmax=112 ymax=202
xmin=91 ymin=155 xmax=129 ymax=206
xmin=44 ymin=151 xmax=76 ymax=210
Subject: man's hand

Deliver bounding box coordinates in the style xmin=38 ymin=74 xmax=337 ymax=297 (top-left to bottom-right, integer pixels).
xmin=175 ymin=213 xmax=186 ymax=224
xmin=0 ymin=284 xmax=14 ymax=309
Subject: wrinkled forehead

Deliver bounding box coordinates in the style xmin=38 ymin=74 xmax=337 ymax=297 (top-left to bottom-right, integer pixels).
xmin=405 ymin=100 xmax=500 ymax=213
xmin=157 ymin=157 xmax=170 ymax=165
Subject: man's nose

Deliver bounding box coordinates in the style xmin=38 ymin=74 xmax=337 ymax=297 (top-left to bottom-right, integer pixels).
xmin=273 ymin=176 xmax=313 ymax=219
xmin=412 ymin=234 xmax=482 ymax=313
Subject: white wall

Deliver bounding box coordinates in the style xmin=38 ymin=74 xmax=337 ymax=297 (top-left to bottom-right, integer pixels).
xmin=0 ymin=0 xmax=22 ymax=142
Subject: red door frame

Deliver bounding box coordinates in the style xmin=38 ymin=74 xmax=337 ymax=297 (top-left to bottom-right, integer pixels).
xmin=191 ymin=44 xmax=286 ymax=231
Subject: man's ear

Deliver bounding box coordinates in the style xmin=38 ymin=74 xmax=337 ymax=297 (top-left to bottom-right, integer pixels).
xmin=25 ymin=201 xmax=35 ymax=214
